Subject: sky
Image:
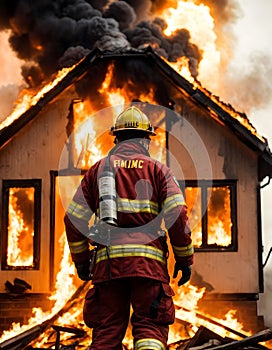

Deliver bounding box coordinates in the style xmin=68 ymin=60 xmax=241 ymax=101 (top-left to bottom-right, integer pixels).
xmin=0 ymin=0 xmax=271 ymax=326
xmin=228 ymin=0 xmax=272 ymax=326
xmin=234 ymin=0 xmax=272 ymax=133
xmin=233 ymin=0 xmax=272 ymax=252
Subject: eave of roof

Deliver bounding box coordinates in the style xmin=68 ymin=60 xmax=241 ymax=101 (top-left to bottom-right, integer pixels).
xmin=0 ymin=46 xmax=271 ymax=181
xmin=0 ymin=48 xmax=101 ymax=150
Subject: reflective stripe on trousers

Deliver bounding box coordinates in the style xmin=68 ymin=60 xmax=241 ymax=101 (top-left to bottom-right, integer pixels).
xmin=134 ymin=338 xmax=166 ymax=350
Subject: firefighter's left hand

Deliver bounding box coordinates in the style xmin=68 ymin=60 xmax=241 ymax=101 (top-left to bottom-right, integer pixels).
xmin=173 ymin=264 xmax=191 ymax=286
xmin=75 ymin=262 xmax=92 ymax=281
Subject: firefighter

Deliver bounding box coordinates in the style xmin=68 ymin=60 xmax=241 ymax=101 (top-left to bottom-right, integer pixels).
xmin=64 ymin=106 xmax=194 ymax=350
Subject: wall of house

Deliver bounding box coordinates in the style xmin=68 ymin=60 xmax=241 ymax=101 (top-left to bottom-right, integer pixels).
xmin=0 ymin=293 xmax=53 ymax=333
xmin=0 ymin=87 xmax=77 ymax=293
xmin=0 ymin=93 xmax=262 ymax=296
xmin=0 ymin=56 xmax=266 ymax=340
xmin=168 ymin=98 xmax=260 ymax=294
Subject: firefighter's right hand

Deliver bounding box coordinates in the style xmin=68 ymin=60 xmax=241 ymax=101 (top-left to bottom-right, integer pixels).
xmin=173 ymin=264 xmax=191 ymax=286
xmin=75 ymin=262 xmax=92 ymax=281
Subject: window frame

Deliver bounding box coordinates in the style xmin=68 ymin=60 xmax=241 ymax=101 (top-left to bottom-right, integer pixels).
xmin=49 ymin=170 xmax=84 ymax=290
xmin=179 ymin=179 xmax=238 ymax=252
xmin=1 ymin=179 xmax=42 ymax=270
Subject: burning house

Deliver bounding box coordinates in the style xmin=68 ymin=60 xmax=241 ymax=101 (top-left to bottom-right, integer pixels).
xmin=0 ymin=46 xmax=272 ymax=348
xmin=0 ymin=0 xmax=272 ymax=349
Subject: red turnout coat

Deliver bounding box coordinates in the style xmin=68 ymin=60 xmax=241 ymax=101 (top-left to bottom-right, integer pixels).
xmin=64 ymin=140 xmax=193 ymax=284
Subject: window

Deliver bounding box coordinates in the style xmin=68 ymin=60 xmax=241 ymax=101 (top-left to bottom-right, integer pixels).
xmin=181 ymin=180 xmax=237 ymax=251
xmin=1 ymin=179 xmax=41 ymax=270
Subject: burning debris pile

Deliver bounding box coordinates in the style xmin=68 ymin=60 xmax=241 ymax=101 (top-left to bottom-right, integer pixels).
xmin=1 ymin=225 xmax=271 ymax=349
xmin=0 ymin=280 xmax=272 ymax=350
xmin=1 ymin=231 xmax=272 ymax=348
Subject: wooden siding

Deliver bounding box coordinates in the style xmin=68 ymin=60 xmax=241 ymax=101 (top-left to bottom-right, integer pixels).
xmin=169 ymin=99 xmax=260 ymax=294
xmin=0 ymin=89 xmax=77 ymax=292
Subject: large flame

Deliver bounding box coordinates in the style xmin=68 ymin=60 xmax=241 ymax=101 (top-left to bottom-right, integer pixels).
xmin=0 ymin=1 xmax=264 ymax=142
xmin=70 ymin=63 xmax=166 ymax=169
xmin=0 ymin=232 xmax=77 ymax=343
xmin=185 ymin=186 xmax=233 ymax=248
xmin=0 ymin=65 xmax=75 ymax=131
xmin=161 ymin=1 xmax=220 ymax=85
xmin=171 ymin=283 xmax=250 ymax=341
xmin=158 ymin=1 xmax=264 ymax=142
xmin=7 ymin=188 xmax=34 ymax=267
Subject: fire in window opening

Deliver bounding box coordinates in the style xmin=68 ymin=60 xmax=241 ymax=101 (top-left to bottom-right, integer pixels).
xmin=182 ymin=180 xmax=237 ymax=251
xmin=1 ymin=179 xmax=41 ymax=270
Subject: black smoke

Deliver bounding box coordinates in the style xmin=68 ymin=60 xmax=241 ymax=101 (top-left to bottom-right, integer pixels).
xmin=0 ymin=0 xmax=203 ymax=87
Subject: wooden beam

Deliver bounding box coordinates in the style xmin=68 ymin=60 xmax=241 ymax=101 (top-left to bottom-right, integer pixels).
xmin=0 ymin=282 xmax=91 ymax=350
xmin=175 ymin=304 xmax=248 ymax=339
xmin=206 ymin=328 xmax=272 ymax=350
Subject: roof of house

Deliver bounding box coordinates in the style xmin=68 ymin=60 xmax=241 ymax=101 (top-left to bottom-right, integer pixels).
xmin=0 ymin=46 xmax=271 ymax=181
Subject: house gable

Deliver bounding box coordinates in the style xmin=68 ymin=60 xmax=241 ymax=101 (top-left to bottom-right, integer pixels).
xmin=1 ymin=47 xmax=271 ymax=181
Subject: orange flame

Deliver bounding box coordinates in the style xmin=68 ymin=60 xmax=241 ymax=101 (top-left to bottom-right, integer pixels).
xmin=207 ymin=187 xmax=232 ymax=247
xmin=0 ymin=65 xmax=75 ymax=131
xmin=161 ymin=1 xmax=220 ymax=83
xmin=158 ymin=0 xmax=265 ymax=142
xmin=0 ymin=232 xmax=77 ymax=343
xmin=185 ymin=185 xmax=233 ymax=248
xmin=7 ymin=188 xmax=34 ymax=266
xmin=72 ymin=100 xmax=105 ymax=168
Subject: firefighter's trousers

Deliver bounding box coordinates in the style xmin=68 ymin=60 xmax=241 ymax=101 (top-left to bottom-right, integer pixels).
xmin=83 ymin=277 xmax=175 ymax=350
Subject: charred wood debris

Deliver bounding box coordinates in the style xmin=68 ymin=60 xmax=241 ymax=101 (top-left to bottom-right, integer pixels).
xmin=0 ymin=282 xmax=271 ymax=350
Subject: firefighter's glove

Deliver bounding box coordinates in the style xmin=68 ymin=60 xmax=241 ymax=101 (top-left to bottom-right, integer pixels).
xmin=75 ymin=262 xmax=91 ymax=281
xmin=173 ymin=264 xmax=191 ymax=286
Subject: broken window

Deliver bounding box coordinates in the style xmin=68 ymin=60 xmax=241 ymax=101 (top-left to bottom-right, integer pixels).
xmin=1 ymin=179 xmax=41 ymax=270
xmin=182 ymin=180 xmax=237 ymax=251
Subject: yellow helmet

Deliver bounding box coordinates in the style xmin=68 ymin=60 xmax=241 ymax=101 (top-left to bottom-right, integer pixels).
xmin=110 ymin=106 xmax=156 ymax=135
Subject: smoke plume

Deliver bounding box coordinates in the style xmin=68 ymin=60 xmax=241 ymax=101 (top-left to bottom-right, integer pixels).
xmin=1 ymin=0 xmax=272 ymax=118
xmin=0 ymin=0 xmax=204 ymax=88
